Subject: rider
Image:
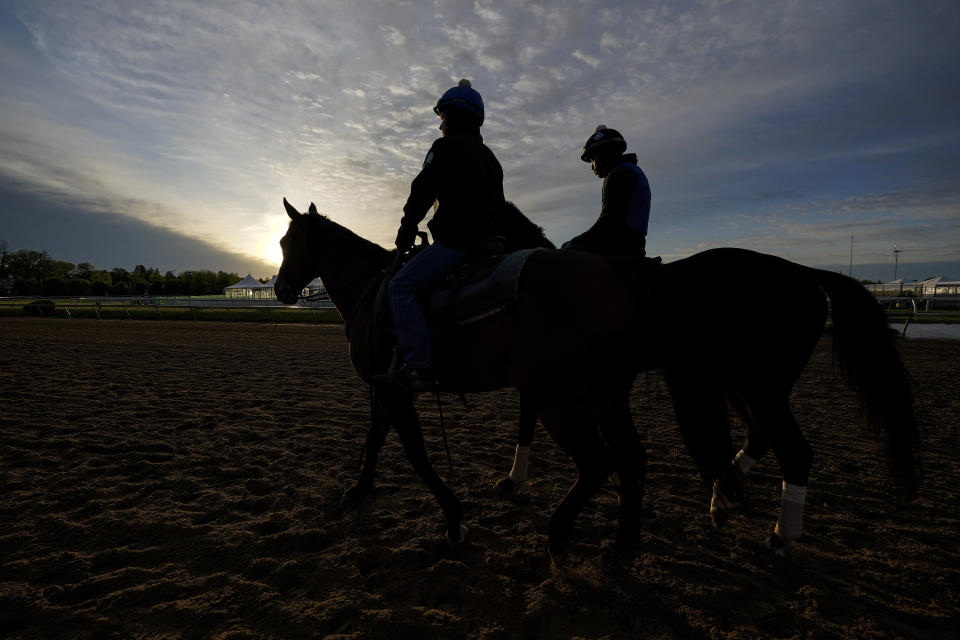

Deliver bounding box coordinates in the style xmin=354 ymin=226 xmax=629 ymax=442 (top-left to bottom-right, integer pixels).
xmin=385 ymin=79 xmax=506 ymax=391
xmin=564 ymin=125 xmax=651 ymax=257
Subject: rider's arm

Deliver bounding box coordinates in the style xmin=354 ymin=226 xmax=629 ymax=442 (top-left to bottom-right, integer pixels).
xmin=566 ymin=166 xmax=639 ymax=253
xmin=400 ymin=141 xmax=443 ymax=230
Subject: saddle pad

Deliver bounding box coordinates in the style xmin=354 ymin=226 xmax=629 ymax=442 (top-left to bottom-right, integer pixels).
xmin=427 ymin=248 xmax=544 ymax=325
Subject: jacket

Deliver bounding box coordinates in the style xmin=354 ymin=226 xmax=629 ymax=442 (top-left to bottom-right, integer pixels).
xmin=568 ymin=153 xmax=650 ymax=257
xmin=400 ymin=132 xmax=505 ymax=251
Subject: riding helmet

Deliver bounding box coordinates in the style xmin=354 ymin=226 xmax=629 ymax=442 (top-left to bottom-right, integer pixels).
xmin=434 ymin=79 xmax=484 ymax=126
xmin=580 ymin=124 xmax=627 ymax=162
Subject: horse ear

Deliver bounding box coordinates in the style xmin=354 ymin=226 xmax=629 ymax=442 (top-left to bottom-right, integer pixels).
xmin=309 ymin=202 xmax=318 ymax=214
xmin=283 ymin=197 xmax=300 ymax=220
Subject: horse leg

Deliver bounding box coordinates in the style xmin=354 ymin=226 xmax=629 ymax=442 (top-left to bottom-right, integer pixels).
xmin=664 ymin=369 xmax=738 ymax=527
xmin=741 ymin=393 xmax=812 ymax=553
xmin=379 ymin=387 xmax=467 ymax=546
xmin=705 ymin=388 xmax=772 ymax=520
xmin=595 ymin=396 xmax=647 ymax=550
xmin=494 ymin=392 xmax=537 ymax=496
xmin=727 ymin=389 xmax=770 ymax=477
xmin=341 ymin=397 xmax=390 ymax=508
xmin=537 ymin=403 xmax=613 ymax=564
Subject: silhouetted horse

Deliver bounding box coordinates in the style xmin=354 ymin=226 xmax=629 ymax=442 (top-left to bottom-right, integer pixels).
xmin=276 ymin=199 xmax=917 ymax=557
xmin=496 ymin=248 xmax=919 ymax=550
xmin=276 ymin=199 xmax=645 ymax=561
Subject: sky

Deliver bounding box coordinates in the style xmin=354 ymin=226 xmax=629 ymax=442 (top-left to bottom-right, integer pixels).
xmin=1 ymin=0 xmax=958 ymax=281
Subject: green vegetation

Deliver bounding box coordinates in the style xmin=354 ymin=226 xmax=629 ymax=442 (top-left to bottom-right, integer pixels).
xmin=0 ymin=242 xmax=244 ymax=296
xmin=0 ymin=298 xmax=343 ymax=323
xmin=884 ymin=309 xmax=960 ymax=325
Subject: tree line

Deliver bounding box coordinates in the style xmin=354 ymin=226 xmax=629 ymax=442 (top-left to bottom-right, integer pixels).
xmin=0 ymin=241 xmax=245 ymax=297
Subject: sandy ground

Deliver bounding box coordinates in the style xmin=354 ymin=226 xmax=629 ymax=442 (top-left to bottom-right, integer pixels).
xmin=1 ymin=318 xmax=958 ymax=639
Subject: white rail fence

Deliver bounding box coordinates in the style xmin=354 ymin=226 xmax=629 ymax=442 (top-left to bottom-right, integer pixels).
xmin=2 ymin=296 xmax=336 ymax=321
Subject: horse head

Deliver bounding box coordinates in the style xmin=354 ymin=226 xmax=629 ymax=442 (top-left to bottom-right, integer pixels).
xmin=275 ymin=198 xmax=391 ymax=309
xmin=275 ymin=198 xmax=322 ymax=304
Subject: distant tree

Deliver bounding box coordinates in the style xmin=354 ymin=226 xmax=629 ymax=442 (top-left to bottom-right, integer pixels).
xmin=110 ymin=267 xmax=130 ymax=286
xmin=0 ymin=245 xmax=257 ymax=298
xmin=90 ymin=270 xmax=112 ymax=287
xmin=8 ymin=250 xmax=54 ymax=288
xmin=49 ymin=260 xmax=75 ymax=281
xmin=14 ymin=278 xmax=39 ymax=296
xmin=216 ymin=270 xmax=242 ymax=292
xmin=0 ymin=240 xmax=9 ymax=275
xmin=66 ymin=278 xmax=91 ymax=296
xmin=42 ymin=277 xmax=67 ymax=296
xmin=74 ymin=262 xmax=94 ymax=278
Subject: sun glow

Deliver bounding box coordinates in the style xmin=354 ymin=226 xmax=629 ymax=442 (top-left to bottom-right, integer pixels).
xmin=263 ymin=241 xmax=284 ymax=275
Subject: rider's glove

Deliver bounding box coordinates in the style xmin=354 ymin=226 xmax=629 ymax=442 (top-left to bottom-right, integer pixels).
xmin=395 ymin=224 xmax=417 ymax=250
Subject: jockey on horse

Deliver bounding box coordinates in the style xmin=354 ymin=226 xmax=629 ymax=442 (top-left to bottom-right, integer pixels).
xmin=379 ymin=79 xmax=506 ymax=392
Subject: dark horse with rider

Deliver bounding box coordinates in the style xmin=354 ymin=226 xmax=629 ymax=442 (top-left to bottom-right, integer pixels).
xmin=274 ymin=80 xmax=917 ymax=566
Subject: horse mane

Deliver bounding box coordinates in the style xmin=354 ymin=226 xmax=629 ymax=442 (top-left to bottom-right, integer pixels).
xmin=304 ymin=209 xmax=389 ymax=263
xmin=501 ymin=201 xmax=555 ymax=251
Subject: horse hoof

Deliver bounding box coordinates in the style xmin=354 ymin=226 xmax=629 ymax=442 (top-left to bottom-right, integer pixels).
xmin=340 ymin=486 xmax=367 ymax=509
xmin=710 ymin=505 xmax=729 ymax=530
xmin=548 ymin=548 xmax=567 ymax=574
xmin=766 ymin=532 xmax=788 ymax=556
xmin=447 ymin=524 xmax=469 ymax=548
xmin=615 ymin=526 xmax=643 ymax=553
xmin=493 ymin=476 xmax=515 ymax=496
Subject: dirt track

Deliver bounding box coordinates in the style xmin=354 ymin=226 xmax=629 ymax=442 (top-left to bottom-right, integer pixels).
xmin=1 ymin=318 xmax=958 ymax=639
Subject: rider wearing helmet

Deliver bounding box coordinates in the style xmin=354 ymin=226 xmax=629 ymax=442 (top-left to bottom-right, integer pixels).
xmin=564 ymin=125 xmax=650 ymax=257
xmin=385 ymin=79 xmax=506 ymax=391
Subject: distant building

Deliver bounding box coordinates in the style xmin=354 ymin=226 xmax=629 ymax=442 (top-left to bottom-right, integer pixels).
xmin=224 ymin=274 xmax=272 ymax=299
xmin=223 ymin=274 xmax=324 ymax=300
xmin=306 ymin=277 xmax=325 ymax=297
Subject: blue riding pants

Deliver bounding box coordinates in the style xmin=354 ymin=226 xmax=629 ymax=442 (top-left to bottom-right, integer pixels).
xmin=388 ymin=243 xmax=466 ymax=369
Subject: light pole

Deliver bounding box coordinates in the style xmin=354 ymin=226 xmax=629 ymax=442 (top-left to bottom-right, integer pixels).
xmin=849 ymin=235 xmax=854 ymax=279
xmin=893 ymin=245 xmax=903 ymax=281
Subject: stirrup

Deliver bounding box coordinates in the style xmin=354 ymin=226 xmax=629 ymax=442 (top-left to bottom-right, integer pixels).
xmin=372 ymin=351 xmax=439 ymax=392
xmin=373 ymin=367 xmax=438 ymax=392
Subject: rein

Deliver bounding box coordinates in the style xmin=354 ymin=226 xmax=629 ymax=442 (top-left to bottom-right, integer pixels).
xmin=297 ymin=251 xmax=398 ymax=304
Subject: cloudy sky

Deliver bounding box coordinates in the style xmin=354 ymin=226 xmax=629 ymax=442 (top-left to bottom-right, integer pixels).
xmin=1 ymin=0 xmax=957 ymax=280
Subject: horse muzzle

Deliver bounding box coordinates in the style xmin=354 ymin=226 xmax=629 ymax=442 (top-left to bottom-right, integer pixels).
xmin=274 ymin=278 xmax=299 ymax=305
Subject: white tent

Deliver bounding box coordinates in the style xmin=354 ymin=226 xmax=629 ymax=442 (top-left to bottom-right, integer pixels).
xmin=253 ymin=275 xmax=279 ymax=299
xmin=307 ymin=277 xmax=325 ymax=295
xmin=224 ymin=274 xmax=263 ymax=298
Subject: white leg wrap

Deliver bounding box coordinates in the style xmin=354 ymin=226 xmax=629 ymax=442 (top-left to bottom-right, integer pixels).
xmin=774 ymin=482 xmax=807 ymax=541
xmin=509 ymin=445 xmax=530 ymax=484
xmin=734 ymin=449 xmax=757 ymax=475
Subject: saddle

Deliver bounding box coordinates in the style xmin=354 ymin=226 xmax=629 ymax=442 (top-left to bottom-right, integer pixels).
xmin=612 ymin=255 xmax=664 ymax=297
xmin=372 ymin=240 xmax=545 ymax=336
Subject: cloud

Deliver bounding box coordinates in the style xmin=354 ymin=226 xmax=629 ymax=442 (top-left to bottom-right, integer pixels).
xmin=572 ymin=49 xmax=602 ymax=68
xmin=0 ymin=178 xmax=277 ymax=275
xmin=1 ymin=0 xmax=957 ymax=275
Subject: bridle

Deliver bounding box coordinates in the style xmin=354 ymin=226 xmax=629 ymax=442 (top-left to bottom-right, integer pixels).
xmin=293 ymin=250 xmax=399 ymax=304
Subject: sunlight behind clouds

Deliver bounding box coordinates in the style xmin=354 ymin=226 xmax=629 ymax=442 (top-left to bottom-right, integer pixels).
xmin=1 ymin=0 xmax=958 ymax=279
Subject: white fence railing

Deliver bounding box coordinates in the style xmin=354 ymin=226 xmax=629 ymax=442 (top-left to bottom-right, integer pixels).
xmin=2 ymin=295 xmax=334 ymax=309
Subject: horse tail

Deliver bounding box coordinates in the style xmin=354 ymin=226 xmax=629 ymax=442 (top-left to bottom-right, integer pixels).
xmin=809 ymin=268 xmax=919 ymax=493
